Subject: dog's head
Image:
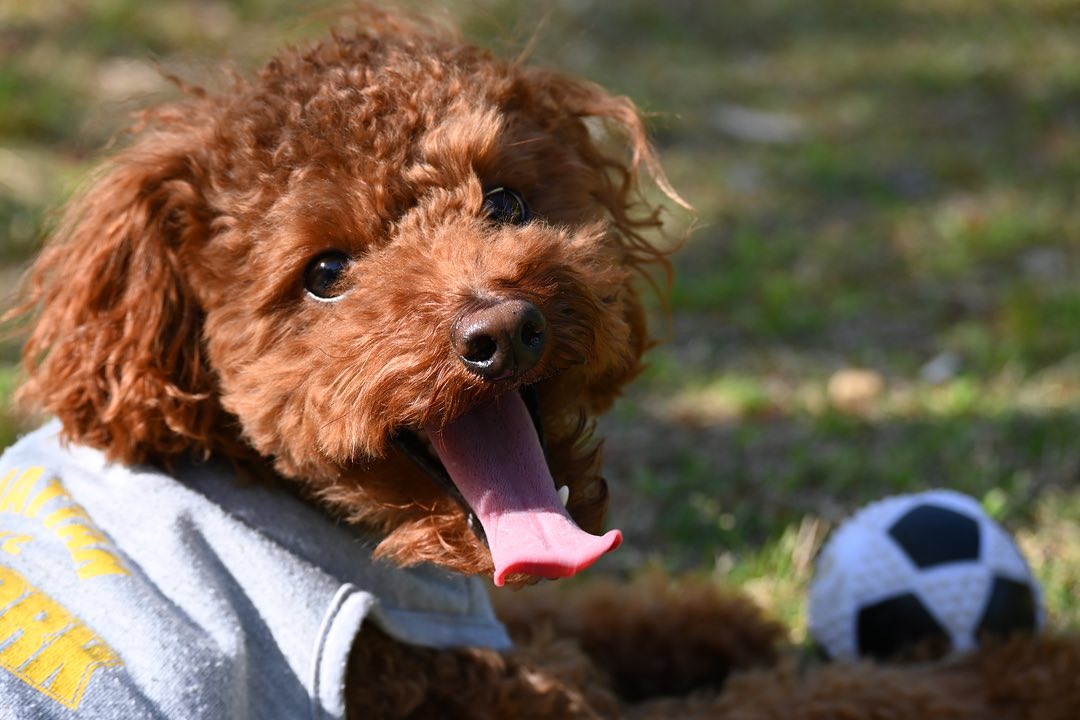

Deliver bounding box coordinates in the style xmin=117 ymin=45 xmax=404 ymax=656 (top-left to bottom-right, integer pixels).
xmin=14 ymin=12 xmax=678 ymax=584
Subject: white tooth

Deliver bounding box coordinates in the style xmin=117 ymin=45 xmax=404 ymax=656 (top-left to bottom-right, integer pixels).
xmin=557 ymin=485 xmax=570 ymax=507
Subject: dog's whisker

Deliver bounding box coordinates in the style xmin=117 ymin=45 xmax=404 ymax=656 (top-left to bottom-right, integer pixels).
xmin=505 ymin=136 xmax=546 ymax=149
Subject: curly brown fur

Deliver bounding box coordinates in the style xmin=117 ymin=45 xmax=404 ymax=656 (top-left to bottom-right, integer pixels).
xmin=493 ymin=574 xmax=787 ymax=702
xmin=345 ymin=624 xmax=619 ymax=720
xmin=628 ymin=633 xmax=1080 ymax=720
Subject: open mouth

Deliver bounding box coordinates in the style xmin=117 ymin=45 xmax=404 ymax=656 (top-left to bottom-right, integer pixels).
xmin=392 ymin=386 xmax=549 ymax=545
xmin=391 ymin=385 xmax=622 ymax=586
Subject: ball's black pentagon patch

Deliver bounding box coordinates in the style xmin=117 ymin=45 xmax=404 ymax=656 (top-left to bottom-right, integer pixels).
xmin=977 ymin=576 xmax=1037 ymax=640
xmin=857 ymin=593 xmax=949 ymax=660
xmin=888 ymin=503 xmax=980 ymax=568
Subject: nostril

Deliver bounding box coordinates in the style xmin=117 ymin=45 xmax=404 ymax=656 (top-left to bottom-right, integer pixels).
xmin=463 ymin=334 xmax=499 ymax=364
xmin=521 ymin=322 xmax=544 ymax=349
xmin=517 ymin=310 xmax=546 ymax=353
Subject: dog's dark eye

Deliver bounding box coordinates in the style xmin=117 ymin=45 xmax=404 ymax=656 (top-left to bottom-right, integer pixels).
xmin=304 ymin=251 xmax=351 ymax=301
xmin=482 ymin=187 xmax=531 ymax=225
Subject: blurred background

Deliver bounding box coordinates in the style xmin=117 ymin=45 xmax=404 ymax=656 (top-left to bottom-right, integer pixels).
xmin=1 ymin=0 xmax=1077 ymax=639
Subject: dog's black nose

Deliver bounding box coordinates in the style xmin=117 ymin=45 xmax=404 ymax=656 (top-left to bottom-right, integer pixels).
xmin=453 ymin=300 xmax=547 ymax=380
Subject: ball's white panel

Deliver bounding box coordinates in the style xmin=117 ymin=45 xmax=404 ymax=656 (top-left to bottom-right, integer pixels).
xmin=848 ymin=493 xmax=919 ymax=534
xmin=807 ymin=547 xmax=857 ymax=658
xmin=982 ymin=516 xmax=1033 ymax=581
xmin=915 ymin=563 xmax=991 ymax=648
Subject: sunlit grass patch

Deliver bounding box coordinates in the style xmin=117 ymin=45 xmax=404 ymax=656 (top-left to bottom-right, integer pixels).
xmin=718 ymin=516 xmax=826 ymax=640
xmin=1017 ymin=489 xmax=1080 ymax=632
xmin=909 ymin=191 xmax=1072 ymax=278
xmin=656 ymin=362 xmax=1079 ymax=426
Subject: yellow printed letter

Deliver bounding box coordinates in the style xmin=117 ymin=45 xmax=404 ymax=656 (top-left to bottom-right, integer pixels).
xmin=0 ymin=564 xmax=121 ymax=709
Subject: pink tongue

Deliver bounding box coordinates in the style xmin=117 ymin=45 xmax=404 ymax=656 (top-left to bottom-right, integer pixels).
xmin=425 ymin=393 xmax=622 ymax=586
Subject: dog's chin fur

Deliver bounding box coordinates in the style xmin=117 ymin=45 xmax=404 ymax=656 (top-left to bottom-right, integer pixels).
xmin=10 ymin=8 xmax=673 ymax=578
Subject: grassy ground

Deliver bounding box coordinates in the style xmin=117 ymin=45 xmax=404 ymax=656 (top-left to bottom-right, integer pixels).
xmin=2 ymin=0 xmax=1077 ymax=643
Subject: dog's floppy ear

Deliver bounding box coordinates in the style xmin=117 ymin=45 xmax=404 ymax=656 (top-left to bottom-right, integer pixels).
xmin=12 ymin=119 xmax=224 ymax=466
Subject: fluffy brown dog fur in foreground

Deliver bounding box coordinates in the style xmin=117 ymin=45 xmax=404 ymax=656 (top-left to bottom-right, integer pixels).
xmin=7 ymin=7 xmax=1080 ymax=719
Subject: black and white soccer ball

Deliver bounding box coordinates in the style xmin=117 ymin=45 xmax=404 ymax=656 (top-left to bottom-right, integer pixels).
xmin=808 ymin=489 xmax=1044 ymax=661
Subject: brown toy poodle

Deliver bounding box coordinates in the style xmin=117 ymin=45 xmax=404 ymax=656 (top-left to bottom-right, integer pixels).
xmin=3 ymin=7 xmax=1078 ymax=720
